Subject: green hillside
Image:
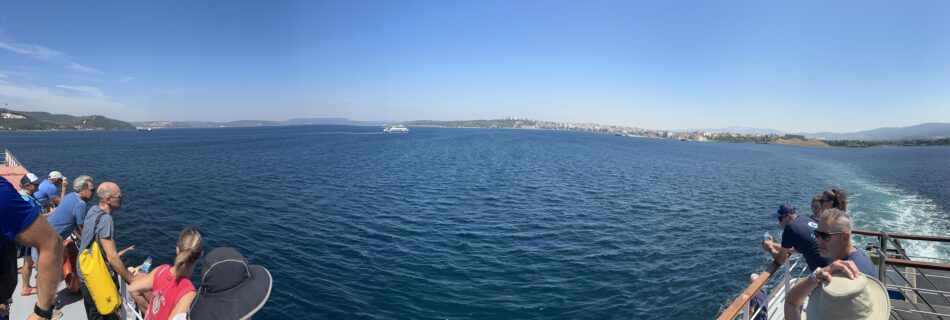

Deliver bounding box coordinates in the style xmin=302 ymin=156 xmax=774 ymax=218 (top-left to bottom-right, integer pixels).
xmin=0 ymin=108 xmax=134 ymax=130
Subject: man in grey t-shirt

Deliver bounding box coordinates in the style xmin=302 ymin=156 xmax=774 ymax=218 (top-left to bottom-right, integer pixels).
xmin=78 ymin=182 xmax=136 ymax=319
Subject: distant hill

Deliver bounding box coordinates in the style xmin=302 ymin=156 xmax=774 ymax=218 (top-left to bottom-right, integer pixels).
xmin=805 ymin=123 xmax=950 ymax=141
xmin=0 ymin=108 xmax=134 ymax=130
xmin=701 ymin=126 xmax=785 ymax=135
xmin=132 ymin=117 xmax=388 ymax=128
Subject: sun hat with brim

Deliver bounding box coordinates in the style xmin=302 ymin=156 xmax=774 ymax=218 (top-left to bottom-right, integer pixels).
xmin=803 ymin=272 xmax=890 ymax=320
xmin=190 ymin=247 xmax=272 ymax=320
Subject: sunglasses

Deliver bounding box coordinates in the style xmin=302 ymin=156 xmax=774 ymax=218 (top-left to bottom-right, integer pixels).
xmin=813 ymin=229 xmax=845 ymax=240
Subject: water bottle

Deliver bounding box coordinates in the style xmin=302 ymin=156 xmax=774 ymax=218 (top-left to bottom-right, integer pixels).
xmin=763 ymin=231 xmax=770 ymax=241
xmin=141 ymin=256 xmax=152 ymax=274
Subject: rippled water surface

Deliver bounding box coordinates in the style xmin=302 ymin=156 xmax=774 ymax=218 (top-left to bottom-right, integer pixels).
xmin=2 ymin=126 xmax=948 ymax=319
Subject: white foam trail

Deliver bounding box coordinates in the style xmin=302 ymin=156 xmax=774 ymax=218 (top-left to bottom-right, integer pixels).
xmin=845 ymin=178 xmax=949 ymax=262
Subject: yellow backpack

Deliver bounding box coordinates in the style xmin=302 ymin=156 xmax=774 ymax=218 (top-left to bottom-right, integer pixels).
xmin=79 ymin=213 xmax=120 ymax=315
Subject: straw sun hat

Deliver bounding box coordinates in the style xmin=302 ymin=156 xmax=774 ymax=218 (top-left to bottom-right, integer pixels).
xmin=803 ymin=272 xmax=890 ymax=320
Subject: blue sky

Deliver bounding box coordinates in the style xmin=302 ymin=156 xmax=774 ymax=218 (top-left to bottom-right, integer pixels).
xmin=0 ymin=0 xmax=948 ymax=132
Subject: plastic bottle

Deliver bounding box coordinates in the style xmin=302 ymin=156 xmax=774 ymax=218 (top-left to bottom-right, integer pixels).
xmin=141 ymin=256 xmax=152 ymax=274
xmin=763 ymin=231 xmax=770 ymax=241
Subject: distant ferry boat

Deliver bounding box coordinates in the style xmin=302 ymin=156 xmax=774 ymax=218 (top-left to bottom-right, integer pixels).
xmin=383 ymin=125 xmax=409 ymax=133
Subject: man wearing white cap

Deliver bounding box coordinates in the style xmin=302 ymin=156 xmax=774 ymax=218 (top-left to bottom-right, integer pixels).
xmin=35 ymin=171 xmax=67 ymax=208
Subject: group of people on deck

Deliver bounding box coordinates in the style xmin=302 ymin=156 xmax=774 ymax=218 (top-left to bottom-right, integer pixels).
xmin=1 ymin=171 xmax=271 ymax=320
xmin=752 ymin=188 xmax=889 ymax=320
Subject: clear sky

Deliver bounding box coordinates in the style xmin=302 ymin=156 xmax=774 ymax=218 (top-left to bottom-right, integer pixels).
xmin=1 ymin=0 xmax=948 ymax=132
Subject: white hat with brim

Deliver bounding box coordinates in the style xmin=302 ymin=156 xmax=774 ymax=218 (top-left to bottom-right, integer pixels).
xmin=49 ymin=171 xmax=63 ymax=180
xmin=803 ymin=273 xmax=890 ymax=320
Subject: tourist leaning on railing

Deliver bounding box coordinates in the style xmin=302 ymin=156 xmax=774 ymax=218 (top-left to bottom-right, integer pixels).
xmin=129 ymin=228 xmax=204 ymax=320
xmin=761 ymin=203 xmax=832 ymax=271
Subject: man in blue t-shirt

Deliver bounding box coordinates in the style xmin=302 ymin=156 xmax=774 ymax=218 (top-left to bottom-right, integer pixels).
xmin=34 ymin=171 xmax=66 ymax=208
xmin=761 ymin=203 xmax=832 ymax=271
xmin=34 ymin=171 xmax=68 ymax=208
xmin=814 ymin=208 xmax=877 ymax=276
xmin=47 ymin=175 xmax=95 ymax=240
xmin=0 ymin=176 xmax=64 ymax=320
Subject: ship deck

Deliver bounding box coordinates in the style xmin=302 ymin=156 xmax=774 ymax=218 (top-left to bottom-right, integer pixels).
xmin=10 ymin=258 xmax=86 ymax=320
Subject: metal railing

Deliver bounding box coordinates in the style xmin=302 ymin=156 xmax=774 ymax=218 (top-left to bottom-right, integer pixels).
xmin=719 ymin=256 xmax=809 ymax=320
xmin=720 ymin=230 xmax=950 ymax=320
xmin=853 ymin=229 xmax=950 ymax=320
xmin=3 ymin=149 xmax=20 ymax=167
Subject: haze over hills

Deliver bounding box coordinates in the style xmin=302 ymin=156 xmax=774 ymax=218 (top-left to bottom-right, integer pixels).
xmin=804 ymin=123 xmax=950 ymax=141
xmin=697 ymin=123 xmax=950 ymax=141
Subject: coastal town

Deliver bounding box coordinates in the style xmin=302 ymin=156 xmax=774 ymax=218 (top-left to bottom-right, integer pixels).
xmin=406 ymin=118 xmax=950 ymax=147
xmin=1 ymin=106 xmax=947 ymax=147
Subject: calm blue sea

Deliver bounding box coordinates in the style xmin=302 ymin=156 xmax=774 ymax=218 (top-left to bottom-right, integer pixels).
xmin=2 ymin=125 xmax=948 ymax=319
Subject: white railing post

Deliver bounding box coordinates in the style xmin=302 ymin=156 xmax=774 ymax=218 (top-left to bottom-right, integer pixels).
xmin=783 ymin=261 xmax=791 ymax=299
xmin=742 ymin=301 xmax=751 ymax=320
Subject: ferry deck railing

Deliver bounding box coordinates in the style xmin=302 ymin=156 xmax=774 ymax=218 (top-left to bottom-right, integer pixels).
xmin=3 ymin=149 xmax=20 ymax=167
xmin=720 ymin=230 xmax=950 ymax=320
xmin=852 ymin=229 xmax=950 ymax=320
xmin=718 ymin=256 xmax=810 ymax=320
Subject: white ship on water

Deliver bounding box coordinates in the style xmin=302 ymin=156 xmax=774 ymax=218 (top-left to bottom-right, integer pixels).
xmin=383 ymin=124 xmax=409 ymax=133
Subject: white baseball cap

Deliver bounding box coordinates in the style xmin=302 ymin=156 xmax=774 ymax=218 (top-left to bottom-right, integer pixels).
xmin=49 ymin=171 xmax=63 ymax=180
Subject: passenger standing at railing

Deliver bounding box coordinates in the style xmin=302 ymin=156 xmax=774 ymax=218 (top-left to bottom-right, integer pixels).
xmin=819 ymin=188 xmax=847 ymax=212
xmin=129 ymin=228 xmax=204 ymax=320
xmin=784 ymin=209 xmax=882 ymax=320
xmin=761 ymin=204 xmax=832 ymax=271
xmin=814 ymin=209 xmax=876 ymax=276
xmin=809 ymin=195 xmax=823 ymax=221
xmin=34 ymin=171 xmax=66 ymax=209
xmin=747 ymin=273 xmax=768 ymax=320
xmin=78 ymin=182 xmax=139 ymax=320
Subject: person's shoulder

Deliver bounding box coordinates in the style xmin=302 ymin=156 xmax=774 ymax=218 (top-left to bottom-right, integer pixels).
xmin=793 ymin=216 xmax=818 ymax=229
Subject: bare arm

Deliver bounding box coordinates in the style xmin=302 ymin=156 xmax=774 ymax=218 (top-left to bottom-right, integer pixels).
xmin=770 ymin=247 xmax=791 ymax=265
xmin=99 ymin=237 xmax=135 ymax=284
xmin=59 ymin=178 xmax=68 ymax=200
xmin=784 ymin=276 xmax=816 ymax=320
xmin=128 ymin=268 xmax=156 ymax=294
xmin=169 ymin=291 xmax=197 ymax=320
xmin=15 ymin=214 xmax=64 ymax=317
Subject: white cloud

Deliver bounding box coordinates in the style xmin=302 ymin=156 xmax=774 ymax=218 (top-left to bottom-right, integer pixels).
xmin=56 ymin=85 xmax=109 ymax=99
xmin=0 ymin=41 xmax=64 ymax=61
xmin=0 ymin=79 xmax=129 ymax=117
xmin=68 ymin=63 xmax=101 ymax=74
xmin=0 ymin=30 xmax=100 ymax=74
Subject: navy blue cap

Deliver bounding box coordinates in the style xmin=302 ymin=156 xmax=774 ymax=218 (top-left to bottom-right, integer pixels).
xmin=776 ymin=203 xmax=796 ymax=217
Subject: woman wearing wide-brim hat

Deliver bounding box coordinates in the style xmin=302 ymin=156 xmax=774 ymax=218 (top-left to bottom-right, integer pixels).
xmin=188 ymin=247 xmax=272 ymax=320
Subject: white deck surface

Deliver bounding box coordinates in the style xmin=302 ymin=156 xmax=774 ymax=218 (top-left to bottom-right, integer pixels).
xmin=11 ymin=258 xmax=142 ymax=320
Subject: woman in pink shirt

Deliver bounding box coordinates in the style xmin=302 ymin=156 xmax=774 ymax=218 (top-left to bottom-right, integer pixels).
xmin=130 ymin=228 xmax=204 ymax=320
